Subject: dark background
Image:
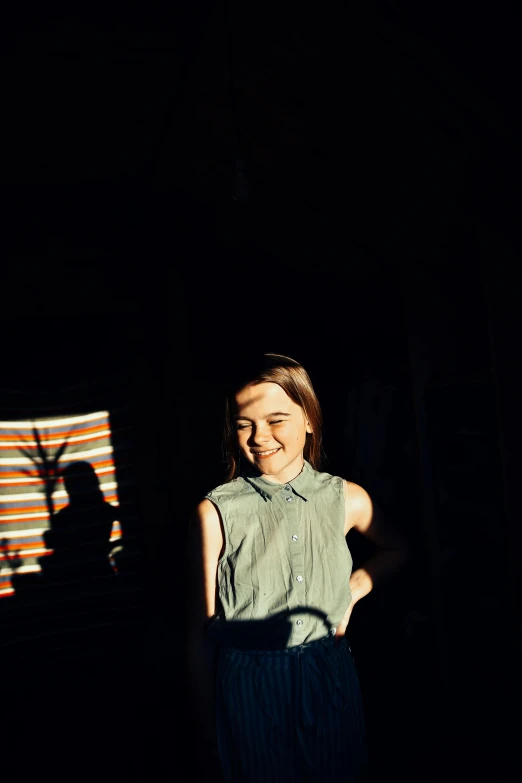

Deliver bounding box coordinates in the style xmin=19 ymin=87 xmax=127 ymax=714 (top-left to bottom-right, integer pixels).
xmin=1 ymin=2 xmax=521 ymax=781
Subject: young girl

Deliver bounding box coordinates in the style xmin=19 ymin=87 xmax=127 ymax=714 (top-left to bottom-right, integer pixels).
xmin=185 ymin=353 xmax=409 ymax=782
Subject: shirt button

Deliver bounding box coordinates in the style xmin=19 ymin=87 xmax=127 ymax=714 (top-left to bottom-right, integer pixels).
xmin=296 ymin=575 xmax=303 ymax=582
xmin=285 ymin=485 xmax=291 ymax=491
xmin=286 ymin=496 xmax=293 ymax=502
xmin=296 ymin=619 xmax=303 ymax=626
xmin=292 ymin=534 xmax=298 ymax=541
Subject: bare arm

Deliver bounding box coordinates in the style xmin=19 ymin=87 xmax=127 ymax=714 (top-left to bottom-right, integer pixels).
xmin=336 ymin=481 xmax=410 ymax=639
xmin=184 ymin=498 xmax=224 ymax=756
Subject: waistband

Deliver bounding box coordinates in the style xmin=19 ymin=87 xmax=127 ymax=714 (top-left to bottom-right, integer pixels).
xmin=221 ymin=629 xmax=338 ymax=658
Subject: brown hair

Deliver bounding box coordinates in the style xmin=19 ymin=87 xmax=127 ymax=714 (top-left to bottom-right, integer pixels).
xmin=223 ymin=353 xmax=324 ymax=481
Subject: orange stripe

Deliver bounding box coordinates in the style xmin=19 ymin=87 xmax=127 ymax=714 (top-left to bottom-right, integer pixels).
xmin=0 ymin=422 xmax=110 ymax=441
xmin=0 ymin=505 xmax=61 ymax=516
xmin=0 ymin=431 xmax=111 ymax=451
xmin=1 ymin=542 xmax=45 ymax=551
xmin=0 ymin=462 xmax=116 ymax=479
xmin=0 ymin=495 xmax=119 ymax=516
xmin=0 ymin=504 xmax=65 ymax=515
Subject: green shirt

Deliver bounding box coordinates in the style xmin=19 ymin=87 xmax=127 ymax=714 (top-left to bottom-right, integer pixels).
xmin=205 ymin=460 xmax=353 ymax=648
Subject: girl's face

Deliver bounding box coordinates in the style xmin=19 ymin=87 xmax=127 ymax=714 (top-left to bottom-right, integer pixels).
xmin=233 ymin=382 xmax=312 ymax=484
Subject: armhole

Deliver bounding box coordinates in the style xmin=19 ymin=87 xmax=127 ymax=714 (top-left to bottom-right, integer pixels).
xmin=204 ymin=495 xmax=227 ymax=563
xmin=339 ymin=477 xmax=349 ymax=538
xmin=339 ymin=478 xmax=354 ymax=577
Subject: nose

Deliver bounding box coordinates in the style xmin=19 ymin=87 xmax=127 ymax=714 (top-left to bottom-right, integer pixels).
xmin=249 ymin=424 xmax=271 ymax=445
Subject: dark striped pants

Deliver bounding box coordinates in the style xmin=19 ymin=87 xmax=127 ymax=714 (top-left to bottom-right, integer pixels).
xmin=215 ymin=632 xmax=367 ymax=782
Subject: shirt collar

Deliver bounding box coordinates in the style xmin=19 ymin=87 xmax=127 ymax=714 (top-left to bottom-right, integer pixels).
xmin=242 ymin=460 xmax=312 ymax=501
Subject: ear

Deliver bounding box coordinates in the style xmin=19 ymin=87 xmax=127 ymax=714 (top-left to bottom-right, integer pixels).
xmin=305 ymin=420 xmax=313 ymax=435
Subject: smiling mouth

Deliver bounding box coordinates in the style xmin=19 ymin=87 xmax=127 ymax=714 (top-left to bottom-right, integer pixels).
xmin=252 ymin=448 xmax=280 ymax=458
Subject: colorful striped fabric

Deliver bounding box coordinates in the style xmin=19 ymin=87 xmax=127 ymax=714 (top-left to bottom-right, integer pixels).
xmin=0 ymin=410 xmax=122 ymax=598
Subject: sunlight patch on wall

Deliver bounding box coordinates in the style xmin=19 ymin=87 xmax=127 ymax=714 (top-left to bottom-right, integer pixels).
xmin=0 ymin=411 xmax=121 ymax=598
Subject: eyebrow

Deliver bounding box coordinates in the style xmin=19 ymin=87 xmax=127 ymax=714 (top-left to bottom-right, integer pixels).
xmin=234 ymin=411 xmax=292 ymax=421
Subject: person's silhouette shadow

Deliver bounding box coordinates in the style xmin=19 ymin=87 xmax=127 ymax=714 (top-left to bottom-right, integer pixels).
xmin=3 ymin=461 xmax=124 ymax=672
xmin=42 ymin=460 xmax=118 ymax=587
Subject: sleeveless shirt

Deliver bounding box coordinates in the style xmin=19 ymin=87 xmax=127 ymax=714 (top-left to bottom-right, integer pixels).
xmin=205 ymin=461 xmax=353 ymax=648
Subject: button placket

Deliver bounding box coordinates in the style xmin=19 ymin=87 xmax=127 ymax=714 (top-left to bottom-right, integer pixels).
xmin=280 ymin=489 xmax=305 ymax=643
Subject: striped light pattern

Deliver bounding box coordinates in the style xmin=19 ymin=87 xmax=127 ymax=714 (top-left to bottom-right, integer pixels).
xmin=0 ymin=411 xmax=121 ymax=598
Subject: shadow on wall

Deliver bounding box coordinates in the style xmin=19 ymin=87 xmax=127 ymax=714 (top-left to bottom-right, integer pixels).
xmin=41 ymin=461 xmax=120 ymax=582
xmin=0 ymin=459 xmax=132 ymax=676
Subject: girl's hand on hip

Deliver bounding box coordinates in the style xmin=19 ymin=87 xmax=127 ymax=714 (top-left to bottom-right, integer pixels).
xmin=334 ymin=601 xmax=354 ymax=645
